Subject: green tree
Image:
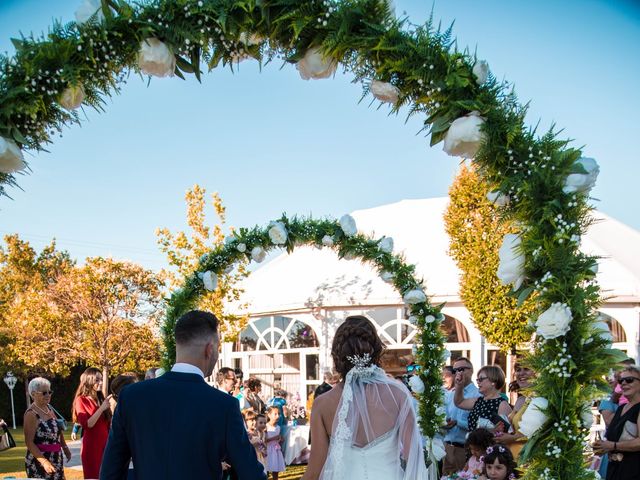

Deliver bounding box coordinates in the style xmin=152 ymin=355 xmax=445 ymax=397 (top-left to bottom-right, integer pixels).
xmin=47 ymin=257 xmax=163 ymax=395
xmin=444 ymin=164 xmax=535 ymax=350
xmin=156 ymin=185 xmax=249 ymax=344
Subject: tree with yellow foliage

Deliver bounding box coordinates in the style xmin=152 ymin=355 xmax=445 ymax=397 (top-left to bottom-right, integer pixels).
xmin=444 ymin=164 xmax=534 ymax=351
xmin=156 ymin=185 xmax=248 ymax=349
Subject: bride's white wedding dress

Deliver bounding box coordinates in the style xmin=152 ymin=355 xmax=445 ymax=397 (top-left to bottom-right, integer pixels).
xmin=319 ymin=358 xmax=430 ymax=480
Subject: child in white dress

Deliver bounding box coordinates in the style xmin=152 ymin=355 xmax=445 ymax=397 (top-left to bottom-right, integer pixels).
xmin=265 ymin=406 xmax=286 ymax=479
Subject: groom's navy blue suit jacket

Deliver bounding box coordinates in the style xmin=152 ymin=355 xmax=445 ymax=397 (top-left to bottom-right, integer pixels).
xmin=100 ymin=371 xmax=266 ymax=480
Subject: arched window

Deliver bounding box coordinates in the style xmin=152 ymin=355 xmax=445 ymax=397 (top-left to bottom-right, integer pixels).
xmin=365 ymin=307 xmax=417 ymax=346
xmin=235 ymin=316 xmax=319 ymax=352
xmin=598 ymin=313 xmax=627 ymax=343
xmin=441 ymin=315 xmax=470 ymax=343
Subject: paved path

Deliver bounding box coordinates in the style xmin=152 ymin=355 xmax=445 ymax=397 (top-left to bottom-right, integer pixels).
xmin=66 ymin=440 xmax=82 ymax=471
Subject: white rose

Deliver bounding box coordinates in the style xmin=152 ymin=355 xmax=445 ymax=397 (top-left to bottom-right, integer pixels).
xmin=486 ymin=190 xmax=510 ymax=207
xmin=0 ymin=137 xmax=26 ymax=174
xmin=590 ymin=262 xmax=599 ymax=274
xmin=472 ymin=60 xmax=489 ymax=85
xmin=408 ymin=315 xmax=418 ymax=324
xmin=535 ymin=302 xmax=573 ymax=340
xmin=442 ymin=111 xmax=485 ymax=159
xmin=425 ymin=315 xmax=435 ymax=324
xmin=518 ymin=397 xmax=549 ymax=437
xmin=58 ymin=84 xmax=85 ymax=110
xmin=370 ymin=80 xmax=400 ymax=104
xmin=403 ymin=289 xmax=427 ymax=304
xmin=408 ymin=375 xmax=425 ymax=394
xmin=563 ymin=157 xmax=599 ymax=194
xmin=321 ymin=235 xmax=334 ymax=247
xmin=251 ymin=246 xmax=266 ymax=263
xmin=581 ymin=404 xmax=594 ymax=429
xmin=202 ymin=271 xmax=218 ymax=291
xmin=224 ymin=235 xmax=236 ymax=245
xmin=75 ymin=0 xmax=104 ymax=24
xmin=497 ymin=234 xmax=526 ymax=289
xmin=138 ymin=38 xmax=176 ymax=78
xmin=378 ymin=236 xmax=394 ymax=253
xmin=296 ymin=47 xmax=337 ymax=80
xmin=592 ymin=320 xmax=613 ymax=343
xmin=339 ymin=214 xmax=357 ymax=237
xmin=268 ymin=222 xmax=288 ymax=245
xmin=239 ymin=32 xmax=264 ymax=45
xmin=380 ymin=271 xmax=394 ymax=283
xmin=237 ymin=243 xmax=247 ymax=253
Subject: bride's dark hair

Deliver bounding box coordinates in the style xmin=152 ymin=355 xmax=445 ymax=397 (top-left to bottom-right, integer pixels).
xmin=331 ymin=316 xmax=384 ymax=378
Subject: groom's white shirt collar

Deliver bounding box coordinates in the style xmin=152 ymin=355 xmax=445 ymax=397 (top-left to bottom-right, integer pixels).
xmin=171 ymin=362 xmax=204 ymax=378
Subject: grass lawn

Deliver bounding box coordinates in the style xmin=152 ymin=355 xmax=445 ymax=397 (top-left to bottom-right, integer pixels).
xmin=1 ymin=428 xmax=306 ymax=479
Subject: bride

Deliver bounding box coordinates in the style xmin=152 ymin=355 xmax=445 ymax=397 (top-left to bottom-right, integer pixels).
xmin=302 ymin=315 xmax=429 ymax=480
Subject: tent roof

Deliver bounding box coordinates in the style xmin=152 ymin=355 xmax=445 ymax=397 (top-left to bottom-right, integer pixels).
xmin=233 ymin=198 xmax=640 ymax=314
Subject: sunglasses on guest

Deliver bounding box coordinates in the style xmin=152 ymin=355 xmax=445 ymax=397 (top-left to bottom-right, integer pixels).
xmin=37 ymin=391 xmax=53 ymax=396
xmin=619 ymin=376 xmax=640 ymax=385
xmin=406 ymin=365 xmax=421 ymax=373
xmin=453 ymin=366 xmax=472 ymax=373
xmin=476 ymin=376 xmax=489 ymax=383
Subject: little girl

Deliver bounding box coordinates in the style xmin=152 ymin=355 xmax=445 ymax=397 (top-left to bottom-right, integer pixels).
xmin=265 ymin=406 xmax=286 ymax=479
xmin=464 ymin=428 xmax=494 ymax=476
xmin=480 ymin=445 xmax=519 ymax=480
xmin=244 ymin=410 xmax=268 ymax=472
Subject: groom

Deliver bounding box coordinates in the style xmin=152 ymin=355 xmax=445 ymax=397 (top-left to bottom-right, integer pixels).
xmin=100 ymin=310 xmax=266 ymax=480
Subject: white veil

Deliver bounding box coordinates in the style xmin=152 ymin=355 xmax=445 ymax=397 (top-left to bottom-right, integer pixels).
xmin=319 ymin=354 xmax=429 ymax=480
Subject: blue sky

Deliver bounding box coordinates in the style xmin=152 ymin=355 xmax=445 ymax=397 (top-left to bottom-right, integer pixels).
xmin=1 ymin=0 xmax=639 ymax=271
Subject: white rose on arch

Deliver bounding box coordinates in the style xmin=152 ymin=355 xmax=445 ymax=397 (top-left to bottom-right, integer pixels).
xmin=138 ymin=38 xmax=176 ymax=78
xmin=321 ymin=235 xmax=334 ymax=247
xmin=472 ymin=60 xmax=490 ymax=85
xmin=442 ymin=111 xmax=485 ymax=159
xmin=0 ymin=137 xmax=26 ymax=174
xmin=497 ymin=234 xmax=525 ymax=289
xmin=408 ymin=375 xmax=425 ymax=394
xmin=535 ymin=302 xmax=573 ymax=340
xmin=380 ymin=271 xmax=394 ymax=283
xmin=487 ymin=190 xmax=510 ymax=207
xmin=237 ymin=243 xmax=247 ymax=253
xmin=378 ymin=236 xmax=394 ymax=253
xmin=518 ymin=397 xmax=549 ymax=437
xmin=202 ymin=271 xmax=218 ymax=291
xmin=58 ymin=84 xmax=85 ymax=110
xmin=370 ymin=80 xmax=400 ymax=104
xmin=296 ymin=47 xmax=337 ymax=80
xmin=75 ymin=0 xmax=105 ymax=24
xmin=268 ymin=222 xmax=288 ymax=245
xmin=403 ymin=289 xmax=427 ymax=305
xmin=251 ymin=246 xmax=266 ymax=263
xmin=563 ymin=157 xmax=599 ymax=194
xmin=339 ymin=214 xmax=357 ymax=237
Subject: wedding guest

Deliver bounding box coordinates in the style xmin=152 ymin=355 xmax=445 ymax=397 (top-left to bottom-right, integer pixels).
xmin=266 ymin=406 xmax=286 ymax=480
xmin=480 ymin=445 xmax=519 ymax=480
xmin=596 ymin=373 xmax=621 ymax=478
xmin=108 ymin=373 xmax=138 ymax=480
xmin=442 ymin=357 xmax=480 ymax=475
xmin=454 ymin=365 xmax=512 ymax=433
xmin=593 ymin=365 xmax=640 ymax=480
xmin=244 ymin=410 xmax=267 ymax=472
xmin=314 ymin=371 xmax=335 ymax=399
xmin=24 ymin=377 xmax=71 ymax=479
xmin=442 ymin=366 xmax=455 ymax=391
xmin=267 ymin=388 xmax=290 ymax=454
xmin=100 ymin=310 xmax=265 ymax=480
xmin=73 ymin=367 xmax=111 ymax=479
xmin=495 ymin=362 xmax=534 ymax=459
xmin=144 ymin=368 xmax=156 ymax=380
xmin=217 ymin=367 xmax=237 ymax=395
xmin=463 ymin=428 xmax=494 ymax=477
xmin=246 ymin=378 xmax=266 ymax=414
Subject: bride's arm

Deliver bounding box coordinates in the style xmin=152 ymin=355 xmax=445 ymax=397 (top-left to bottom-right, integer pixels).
xmin=301 ymin=395 xmax=331 ymax=480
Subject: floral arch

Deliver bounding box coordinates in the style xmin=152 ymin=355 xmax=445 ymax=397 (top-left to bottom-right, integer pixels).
xmin=0 ymin=0 xmax=626 ymax=477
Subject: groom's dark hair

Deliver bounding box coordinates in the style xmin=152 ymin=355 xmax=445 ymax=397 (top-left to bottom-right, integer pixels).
xmin=331 ymin=315 xmax=384 ymax=377
xmin=174 ymin=310 xmax=218 ymax=345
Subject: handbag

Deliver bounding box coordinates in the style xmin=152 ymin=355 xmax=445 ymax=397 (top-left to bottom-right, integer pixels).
xmin=0 ymin=424 xmax=16 ymax=452
xmin=50 ymin=405 xmax=68 ymax=431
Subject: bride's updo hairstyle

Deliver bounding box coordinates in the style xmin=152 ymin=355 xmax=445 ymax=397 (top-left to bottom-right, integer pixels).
xmin=331 ymin=315 xmax=384 ymax=378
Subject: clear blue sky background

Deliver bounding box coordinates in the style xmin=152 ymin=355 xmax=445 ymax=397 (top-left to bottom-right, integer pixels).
xmin=1 ymin=0 xmax=639 ymax=272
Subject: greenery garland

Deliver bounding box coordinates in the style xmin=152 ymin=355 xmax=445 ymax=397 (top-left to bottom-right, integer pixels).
xmin=162 ymin=213 xmax=447 ymax=442
xmin=0 ymin=0 xmax=626 ymax=477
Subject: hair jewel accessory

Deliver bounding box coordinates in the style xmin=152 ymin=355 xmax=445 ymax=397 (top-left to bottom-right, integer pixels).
xmin=508 ymin=474 xmax=516 ymax=480
xmin=485 ymin=446 xmax=494 ymax=454
xmin=346 ymin=353 xmax=376 ymax=377
xmin=486 ymin=445 xmax=507 ymax=454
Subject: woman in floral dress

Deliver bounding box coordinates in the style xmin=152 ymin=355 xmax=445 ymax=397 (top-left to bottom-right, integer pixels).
xmin=24 ymin=377 xmax=71 ymax=480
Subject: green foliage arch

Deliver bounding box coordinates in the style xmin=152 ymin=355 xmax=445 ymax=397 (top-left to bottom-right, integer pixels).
xmin=0 ymin=0 xmax=625 ymax=477
xmin=162 ymin=213 xmax=447 ymax=440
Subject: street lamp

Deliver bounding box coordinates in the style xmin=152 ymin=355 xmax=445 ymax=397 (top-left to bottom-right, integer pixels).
xmin=3 ymin=372 xmax=17 ymax=430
